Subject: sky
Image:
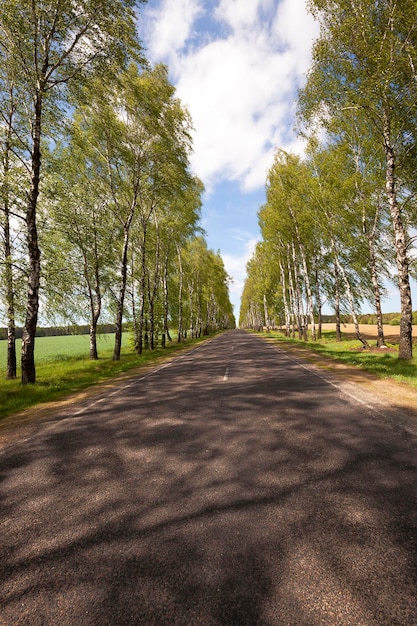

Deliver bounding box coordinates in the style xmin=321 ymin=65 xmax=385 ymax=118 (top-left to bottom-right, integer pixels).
xmin=135 ymin=0 xmax=319 ymax=321
xmin=136 ymin=0 xmax=402 ymax=320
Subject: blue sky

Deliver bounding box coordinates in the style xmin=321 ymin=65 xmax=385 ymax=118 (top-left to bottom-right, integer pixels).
xmin=137 ymin=0 xmax=401 ymax=319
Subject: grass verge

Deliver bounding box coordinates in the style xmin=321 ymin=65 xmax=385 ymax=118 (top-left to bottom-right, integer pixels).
xmin=258 ymin=330 xmax=417 ymax=389
xmin=0 ymin=333 xmax=212 ymax=428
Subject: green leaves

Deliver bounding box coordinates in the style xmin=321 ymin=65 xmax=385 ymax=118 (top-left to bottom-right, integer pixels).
xmin=243 ymin=0 xmax=417 ymax=355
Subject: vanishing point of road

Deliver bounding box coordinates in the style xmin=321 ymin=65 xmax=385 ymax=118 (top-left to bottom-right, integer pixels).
xmin=1 ymin=329 xmax=417 ymax=625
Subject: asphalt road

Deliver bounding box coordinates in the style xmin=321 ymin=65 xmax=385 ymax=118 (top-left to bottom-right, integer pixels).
xmin=1 ymin=329 xmax=417 ymax=625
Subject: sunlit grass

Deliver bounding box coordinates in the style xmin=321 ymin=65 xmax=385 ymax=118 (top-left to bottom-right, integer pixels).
xmin=0 ymin=333 xmax=119 ymax=370
xmin=0 ymin=332 xmax=210 ymax=424
xmin=260 ymin=329 xmax=417 ymax=389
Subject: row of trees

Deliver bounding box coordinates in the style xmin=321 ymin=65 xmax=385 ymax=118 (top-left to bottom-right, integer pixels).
xmin=240 ymin=0 xmax=417 ymax=359
xmin=0 ymin=1 xmax=235 ymax=383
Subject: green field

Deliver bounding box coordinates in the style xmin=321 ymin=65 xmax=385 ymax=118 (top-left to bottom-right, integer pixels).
xmin=0 ymin=332 xmax=127 ymax=372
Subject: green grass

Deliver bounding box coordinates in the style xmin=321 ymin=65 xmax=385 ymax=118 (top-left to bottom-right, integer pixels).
xmin=0 ymin=333 xmax=123 ymax=370
xmin=260 ymin=330 xmax=417 ymax=389
xmin=0 ymin=332 xmax=210 ymax=425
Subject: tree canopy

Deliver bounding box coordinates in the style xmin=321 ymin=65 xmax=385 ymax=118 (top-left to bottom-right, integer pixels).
xmin=0 ymin=1 xmax=235 ymax=383
xmin=241 ymin=0 xmax=417 ymax=359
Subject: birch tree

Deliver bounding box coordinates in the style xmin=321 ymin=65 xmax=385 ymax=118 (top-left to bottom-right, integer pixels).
xmin=43 ymin=144 xmax=116 ymax=360
xmin=299 ymin=0 xmax=417 ymax=358
xmin=146 ymin=175 xmax=203 ymax=346
xmin=259 ymin=151 xmax=321 ymax=340
xmin=306 ymin=133 xmax=394 ymax=346
xmin=239 ymin=242 xmax=281 ymax=331
xmin=0 ymin=74 xmax=23 ymax=378
xmin=126 ymin=66 xmax=195 ymax=356
xmin=0 ymin=0 xmax=145 ymax=383
xmin=69 ymin=64 xmax=194 ymax=360
xmin=181 ymin=237 xmax=235 ymax=337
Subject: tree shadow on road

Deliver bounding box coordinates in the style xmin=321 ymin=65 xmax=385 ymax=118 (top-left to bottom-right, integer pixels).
xmin=1 ymin=333 xmax=417 ymax=625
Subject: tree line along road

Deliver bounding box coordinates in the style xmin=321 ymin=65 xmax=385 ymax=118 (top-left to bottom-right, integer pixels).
xmin=1 ymin=329 xmax=417 ymax=625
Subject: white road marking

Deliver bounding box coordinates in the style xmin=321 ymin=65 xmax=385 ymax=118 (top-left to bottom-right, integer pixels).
xmin=72 ymin=362 xmax=172 ymax=417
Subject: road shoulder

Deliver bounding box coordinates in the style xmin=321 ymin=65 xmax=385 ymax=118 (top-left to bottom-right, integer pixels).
xmin=260 ymin=334 xmax=417 ymax=437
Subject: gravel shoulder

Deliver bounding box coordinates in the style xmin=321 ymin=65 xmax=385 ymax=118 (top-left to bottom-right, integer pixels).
xmin=261 ymin=334 xmax=417 ymax=436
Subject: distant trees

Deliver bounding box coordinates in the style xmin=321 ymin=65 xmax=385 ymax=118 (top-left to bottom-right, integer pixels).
xmin=44 ymin=65 xmax=234 ymax=361
xmin=239 ymin=242 xmax=281 ymax=332
xmin=241 ymin=0 xmax=417 ymax=359
xmin=0 ymin=1 xmax=235 ymax=383
xmin=241 ymin=143 xmax=394 ymax=344
xmin=178 ymin=237 xmax=235 ymax=339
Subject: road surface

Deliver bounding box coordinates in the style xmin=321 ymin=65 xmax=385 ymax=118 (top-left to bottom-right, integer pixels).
xmin=1 ymin=329 xmax=417 ymax=625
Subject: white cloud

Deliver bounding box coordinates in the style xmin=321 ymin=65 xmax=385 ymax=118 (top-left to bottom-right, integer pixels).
xmin=139 ymin=0 xmax=319 ymax=192
xmin=143 ymin=0 xmax=203 ymax=63
xmin=214 ymin=0 xmax=272 ymax=31
xmin=273 ymin=0 xmax=319 ymax=75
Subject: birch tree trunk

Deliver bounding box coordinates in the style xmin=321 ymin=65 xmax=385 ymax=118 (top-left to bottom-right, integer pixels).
xmin=314 ymin=264 xmax=322 ymax=340
xmin=21 ymin=91 xmax=42 ymax=384
xmin=5 ymin=213 xmax=16 ymax=379
xmin=292 ymin=244 xmax=305 ymax=340
xmin=363 ymin=204 xmax=386 ymax=348
xmin=279 ymin=260 xmax=291 ymax=336
xmin=137 ymin=225 xmax=148 ymax=356
xmin=299 ymin=242 xmax=316 ymax=340
xmin=287 ymin=255 xmax=297 ymax=338
xmin=89 ymin=297 xmax=101 ymax=361
xmin=86 ymin=252 xmax=102 ymax=361
xmin=162 ymin=252 xmax=172 ymax=342
xmin=333 ymin=260 xmax=342 ymax=342
xmin=90 ymin=261 xmax=102 ymax=360
xmin=147 ymin=224 xmax=161 ymax=351
xmin=383 ymin=113 xmax=412 ymax=359
xmin=189 ymin=286 xmax=195 ymax=337
xmin=177 ymin=244 xmax=184 ymax=343
xmin=3 ymin=116 xmax=17 ymax=379
xmin=335 ymin=253 xmax=370 ymax=349
xmin=196 ymin=298 xmax=203 ymax=337
xmin=113 ymin=220 xmax=132 ymax=361
xmin=84 ymin=228 xmax=102 ymax=360
xmin=130 ymin=254 xmax=139 ymax=350
xmin=263 ymin=293 xmax=269 ymax=331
